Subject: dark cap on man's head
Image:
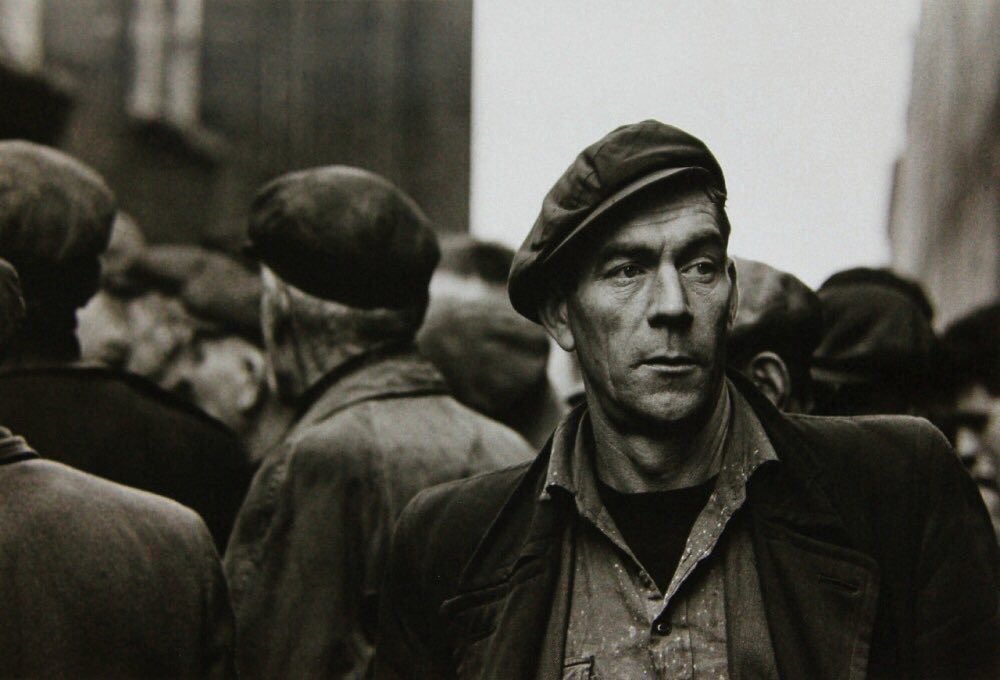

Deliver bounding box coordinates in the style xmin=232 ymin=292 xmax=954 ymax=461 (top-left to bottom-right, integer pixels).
xmin=0 ymin=141 xmax=116 ymax=304
xmin=508 ymin=120 xmax=727 ymax=322
xmin=729 ymin=257 xmax=822 ymax=366
xmin=939 ymin=302 xmax=1000 ymax=396
xmin=812 ymin=268 xmax=935 ymax=387
xmin=247 ymin=166 xmax=440 ymax=310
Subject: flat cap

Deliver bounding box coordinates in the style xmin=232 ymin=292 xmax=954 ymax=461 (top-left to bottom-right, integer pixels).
xmin=0 ymin=141 xmax=116 ymax=301
xmin=247 ymin=166 xmax=439 ymax=309
xmin=509 ymin=120 xmax=726 ymax=322
xmin=729 ymin=257 xmax=822 ymax=363
xmin=124 ymin=244 xmax=263 ymax=342
xmin=0 ymin=257 xmax=25 ymax=348
xmin=812 ymin=268 xmax=935 ymax=386
xmin=939 ymin=302 xmax=1000 ymax=395
xmin=418 ymin=294 xmax=550 ymax=420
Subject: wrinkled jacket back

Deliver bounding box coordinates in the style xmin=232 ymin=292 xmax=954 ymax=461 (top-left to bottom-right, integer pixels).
xmin=224 ymin=349 xmax=533 ymax=679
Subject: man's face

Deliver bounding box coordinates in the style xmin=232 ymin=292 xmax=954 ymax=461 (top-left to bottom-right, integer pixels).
xmin=161 ymin=336 xmax=266 ymax=435
xmin=953 ymin=383 xmax=1000 ymax=487
xmin=544 ymin=189 xmax=736 ymax=429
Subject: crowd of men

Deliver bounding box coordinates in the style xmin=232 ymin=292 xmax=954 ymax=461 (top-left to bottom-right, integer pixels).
xmin=0 ymin=121 xmax=996 ymax=679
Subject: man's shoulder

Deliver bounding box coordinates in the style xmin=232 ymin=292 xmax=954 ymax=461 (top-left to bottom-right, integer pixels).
xmin=771 ymin=410 xmax=969 ymax=533
xmin=780 ymin=411 xmax=951 ymax=477
xmin=290 ymin=387 xmax=534 ymax=468
xmin=2 ymin=458 xmax=212 ymax=546
xmin=0 ymin=364 xmax=239 ymax=440
xmin=394 ymin=460 xmax=535 ymax=562
xmin=407 ymin=460 xmax=535 ymax=521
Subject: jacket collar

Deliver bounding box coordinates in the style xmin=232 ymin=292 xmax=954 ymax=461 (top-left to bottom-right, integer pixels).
xmin=289 ymin=343 xmax=449 ymax=435
xmin=733 ymin=371 xmax=859 ymax=547
xmin=453 ymin=373 xmax=859 ymax=595
xmin=453 ymin=427 xmax=568 ymax=595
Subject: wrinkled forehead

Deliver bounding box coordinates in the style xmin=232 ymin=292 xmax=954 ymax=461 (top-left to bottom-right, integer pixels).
xmin=579 ymin=188 xmax=726 ymax=256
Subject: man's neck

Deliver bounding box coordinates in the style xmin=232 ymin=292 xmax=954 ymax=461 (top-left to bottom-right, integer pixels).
xmin=589 ymin=383 xmax=731 ymax=493
xmin=270 ymin=340 xmax=371 ymax=404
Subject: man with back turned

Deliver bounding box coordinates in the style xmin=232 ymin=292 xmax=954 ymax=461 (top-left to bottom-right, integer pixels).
xmin=0 ymin=257 xmax=235 ymax=679
xmin=0 ymin=141 xmax=251 ymax=548
xmin=376 ymin=120 xmax=998 ymax=679
xmin=224 ymin=166 xmax=532 ymax=678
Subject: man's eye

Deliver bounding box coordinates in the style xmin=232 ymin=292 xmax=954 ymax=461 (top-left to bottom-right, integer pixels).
xmin=683 ymin=260 xmax=719 ymax=280
xmin=614 ymin=264 xmax=643 ymax=279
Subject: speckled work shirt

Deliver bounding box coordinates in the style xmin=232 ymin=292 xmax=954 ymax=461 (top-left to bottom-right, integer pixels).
xmin=549 ymin=381 xmax=780 ymax=679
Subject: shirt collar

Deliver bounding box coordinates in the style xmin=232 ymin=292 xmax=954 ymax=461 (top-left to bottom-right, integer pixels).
xmin=542 ymin=378 xmax=777 ymax=512
xmin=714 ymin=378 xmax=779 ymax=510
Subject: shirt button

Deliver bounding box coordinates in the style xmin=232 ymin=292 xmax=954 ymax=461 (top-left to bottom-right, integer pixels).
xmin=653 ymin=620 xmax=672 ymax=636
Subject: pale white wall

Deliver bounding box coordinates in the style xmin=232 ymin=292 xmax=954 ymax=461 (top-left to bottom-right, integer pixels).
xmin=471 ymin=1 xmax=921 ymax=288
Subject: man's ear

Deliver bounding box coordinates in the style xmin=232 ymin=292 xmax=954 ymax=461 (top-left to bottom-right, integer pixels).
xmin=746 ymin=351 xmax=792 ymax=410
xmin=726 ymin=258 xmax=739 ymax=329
xmin=236 ymin=347 xmax=267 ymax=413
xmin=537 ymin=291 xmax=575 ymax=353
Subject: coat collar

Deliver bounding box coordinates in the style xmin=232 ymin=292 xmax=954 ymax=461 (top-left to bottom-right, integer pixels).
xmin=451 ymin=374 xmax=863 ymax=595
xmin=289 ymin=342 xmax=449 ymax=435
xmin=0 ymin=426 xmax=38 ymax=466
xmin=443 ymin=373 xmax=881 ymax=680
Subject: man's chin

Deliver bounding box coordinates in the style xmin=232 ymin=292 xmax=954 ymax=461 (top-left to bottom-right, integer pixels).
xmin=619 ymin=390 xmax=710 ymax=431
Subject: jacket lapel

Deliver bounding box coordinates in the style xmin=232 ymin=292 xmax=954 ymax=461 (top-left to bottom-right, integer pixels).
xmin=739 ymin=377 xmax=881 ymax=680
xmin=439 ymin=443 xmax=571 ymax=680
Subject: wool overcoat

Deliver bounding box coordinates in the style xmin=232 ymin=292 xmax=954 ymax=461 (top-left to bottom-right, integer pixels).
xmin=0 ymin=434 xmax=236 ymax=678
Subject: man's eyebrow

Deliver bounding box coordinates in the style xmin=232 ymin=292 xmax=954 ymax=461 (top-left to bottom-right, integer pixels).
xmin=676 ymin=233 xmax=725 ymax=262
xmin=594 ymin=241 xmax=658 ymax=264
xmin=596 ymin=231 xmax=725 ymax=264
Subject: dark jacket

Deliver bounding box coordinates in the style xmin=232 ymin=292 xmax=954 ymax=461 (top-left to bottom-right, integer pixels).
xmin=0 ymin=432 xmax=235 ymax=679
xmin=376 ymin=375 xmax=999 ymax=680
xmin=224 ymin=347 xmax=534 ymax=679
xmin=0 ymin=365 xmax=254 ymax=547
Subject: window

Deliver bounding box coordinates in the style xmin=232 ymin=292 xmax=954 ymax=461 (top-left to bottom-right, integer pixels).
xmin=128 ymin=0 xmax=203 ymax=126
xmin=0 ymin=0 xmax=45 ymax=71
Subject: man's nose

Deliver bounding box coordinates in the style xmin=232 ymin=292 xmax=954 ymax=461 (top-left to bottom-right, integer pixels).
xmin=647 ymin=266 xmax=690 ymax=325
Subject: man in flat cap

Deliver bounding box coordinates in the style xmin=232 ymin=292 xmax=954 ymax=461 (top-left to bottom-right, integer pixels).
xmin=0 ymin=141 xmax=252 ymax=548
xmin=376 ymin=121 xmax=998 ymax=679
xmin=0 ymin=257 xmax=236 ymax=678
xmin=223 ymin=166 xmax=533 ymax=679
xmin=727 ymin=257 xmax=822 ymax=413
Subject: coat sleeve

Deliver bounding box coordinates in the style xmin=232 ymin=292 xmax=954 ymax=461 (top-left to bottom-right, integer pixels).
xmin=375 ymin=489 xmax=455 ymax=680
xmin=223 ymin=429 xmax=380 ymax=678
xmin=911 ymin=420 xmax=999 ymax=679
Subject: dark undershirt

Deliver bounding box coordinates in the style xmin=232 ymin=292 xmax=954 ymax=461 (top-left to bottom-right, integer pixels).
xmin=597 ymin=476 xmax=718 ymax=593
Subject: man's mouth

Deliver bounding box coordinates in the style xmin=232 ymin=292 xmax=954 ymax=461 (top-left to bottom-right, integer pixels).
xmin=637 ymin=355 xmax=701 ymax=373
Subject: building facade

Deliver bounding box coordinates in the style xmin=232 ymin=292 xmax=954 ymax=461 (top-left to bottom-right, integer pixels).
xmin=889 ymin=0 xmax=998 ymax=328
xmin=1 ymin=0 xmax=472 ymax=246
